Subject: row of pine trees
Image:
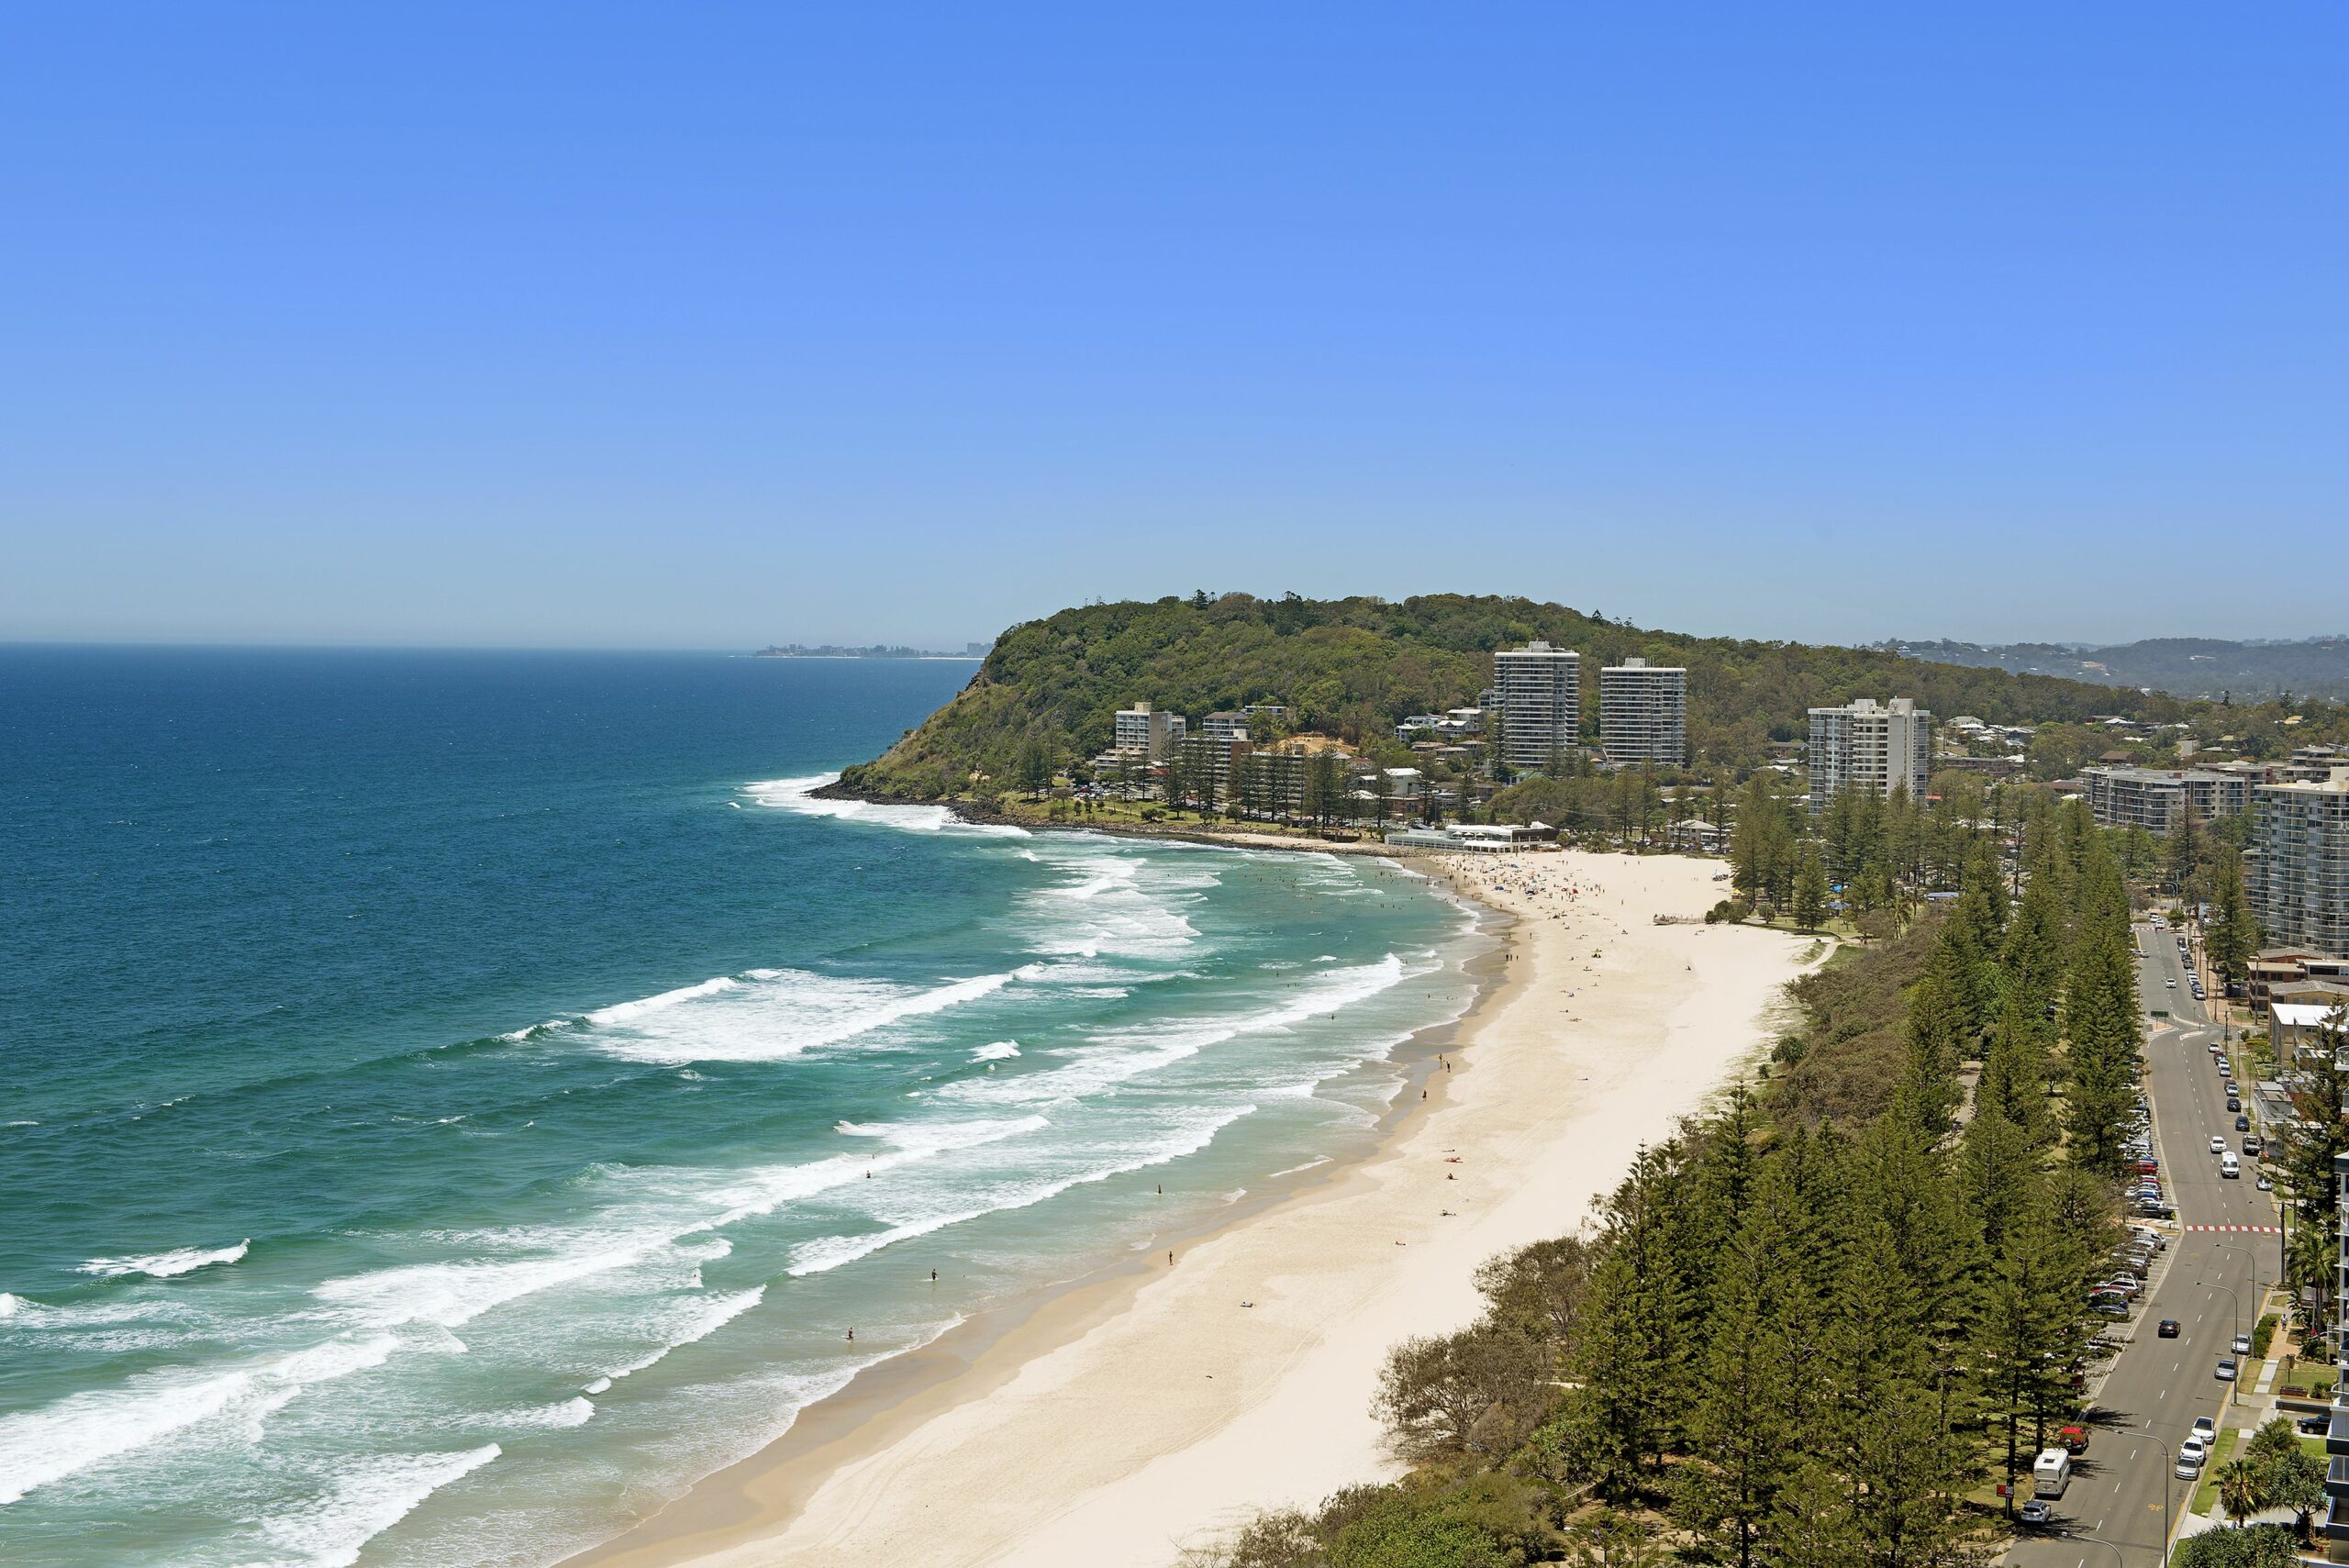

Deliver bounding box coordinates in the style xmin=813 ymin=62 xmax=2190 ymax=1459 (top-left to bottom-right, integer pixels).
xmin=1197 ymin=797 xmax=2155 ymax=1567
xmin=1562 ymin=800 xmax=2142 ymax=1564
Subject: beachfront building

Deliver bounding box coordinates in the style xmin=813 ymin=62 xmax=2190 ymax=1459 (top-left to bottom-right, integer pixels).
xmin=1175 ymin=732 xmax=1249 ymax=809
xmin=1494 ymin=641 xmax=1581 ymax=773
xmin=1113 ymin=701 xmax=1186 ymax=761
xmin=1807 ymin=697 xmax=1932 ymax=816
xmin=1200 ymin=712 xmax=1250 ymax=746
xmin=1384 ymin=823 xmax=1547 ymax=853
xmin=1598 ymin=658 xmax=1687 ymax=767
xmin=2248 ymin=769 xmax=2349 ymax=959
xmin=2327 ymin=1152 xmax=2349 ymax=1558
xmin=2083 ymin=765 xmax=2251 ymax=836
xmin=1666 ymin=817 xmax=1730 ymax=854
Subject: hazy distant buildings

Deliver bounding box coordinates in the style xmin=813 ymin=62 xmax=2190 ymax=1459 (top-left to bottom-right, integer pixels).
xmin=1808 ymin=697 xmax=1932 ymax=815
xmin=2083 ymin=765 xmax=2251 ymax=836
xmin=1494 ymin=641 xmax=1581 ymax=772
xmin=2246 ymin=768 xmax=2349 ymax=959
xmin=1599 ymin=658 xmax=1687 ymax=767
xmin=1113 ymin=701 xmax=1186 ymax=760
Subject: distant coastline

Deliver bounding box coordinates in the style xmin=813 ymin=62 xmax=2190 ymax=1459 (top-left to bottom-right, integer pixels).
xmin=752 ymin=643 xmax=987 ymax=661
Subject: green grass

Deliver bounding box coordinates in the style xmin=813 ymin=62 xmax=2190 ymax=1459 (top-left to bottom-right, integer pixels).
xmin=2189 ymin=1428 xmax=2247 ymax=1515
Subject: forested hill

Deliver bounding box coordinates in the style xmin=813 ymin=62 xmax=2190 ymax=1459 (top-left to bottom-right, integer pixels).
xmin=838 ymin=594 xmax=2181 ymax=799
xmin=1899 ymin=635 xmax=2349 ymax=702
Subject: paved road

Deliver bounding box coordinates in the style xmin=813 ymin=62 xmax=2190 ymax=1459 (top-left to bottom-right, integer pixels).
xmin=2006 ymin=922 xmax=2283 ymax=1566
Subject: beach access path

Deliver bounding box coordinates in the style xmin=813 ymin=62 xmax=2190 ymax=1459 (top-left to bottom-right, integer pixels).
xmin=576 ymin=850 xmax=1820 ymax=1568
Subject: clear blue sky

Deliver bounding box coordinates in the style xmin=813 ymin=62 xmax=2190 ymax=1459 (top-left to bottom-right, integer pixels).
xmin=4 ymin=5 xmax=2342 ymax=650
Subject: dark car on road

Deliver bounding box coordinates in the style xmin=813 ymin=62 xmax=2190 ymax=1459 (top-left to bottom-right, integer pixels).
xmin=2159 ymin=1318 xmax=2181 ymax=1337
xmin=2237 ymin=1114 xmax=2253 ymax=1131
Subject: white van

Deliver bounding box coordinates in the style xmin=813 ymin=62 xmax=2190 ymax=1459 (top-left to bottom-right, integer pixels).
xmin=2033 ymin=1447 xmax=2072 ymax=1497
xmin=2221 ymin=1152 xmax=2242 ymax=1179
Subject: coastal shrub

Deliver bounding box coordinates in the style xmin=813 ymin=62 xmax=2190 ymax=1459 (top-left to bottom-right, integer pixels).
xmin=2169 ymin=1524 xmax=2298 ymax=1568
xmin=1322 ymin=1486 xmax=1520 ymax=1568
xmin=1176 ymin=1508 xmax=1324 ymax=1568
xmin=1556 ymin=1513 xmax=1669 ymax=1568
xmin=2254 ymin=1311 xmax=2279 ymax=1356
xmin=1767 ymin=907 xmax=1943 ymax=1126
xmin=1372 ymin=1324 xmax=1549 ymax=1461
xmin=1472 ymin=1235 xmax=1596 ymax=1354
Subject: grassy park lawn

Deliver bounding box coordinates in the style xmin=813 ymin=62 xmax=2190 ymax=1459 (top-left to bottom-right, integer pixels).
xmin=2189 ymin=1429 xmax=2249 ymax=1515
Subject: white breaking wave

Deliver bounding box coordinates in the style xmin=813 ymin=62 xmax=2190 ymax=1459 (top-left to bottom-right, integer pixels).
xmin=0 ymin=1368 xmax=250 ymax=1505
xmin=0 ymin=1330 xmax=404 ymax=1506
xmin=971 ymin=1040 xmax=1020 ymax=1062
xmin=1014 ymin=848 xmax=1204 ymax=962
xmin=253 ymin=1443 xmax=501 ymax=1568
xmin=585 ymin=977 xmax=740 ymax=1026
xmin=583 ymin=967 xmax=1016 ymax=1065
xmin=78 ymin=1239 xmax=250 ymax=1280
xmin=785 ymin=1102 xmax=1257 ymax=1277
xmin=741 ymin=774 xmax=1030 ymax=837
xmin=469 ymin=1396 xmax=595 ymax=1433
xmin=599 ymin=1286 xmax=766 ymax=1382
xmin=315 ymin=1246 xmax=657 ymax=1332
xmin=944 ymin=953 xmax=1410 ymax=1108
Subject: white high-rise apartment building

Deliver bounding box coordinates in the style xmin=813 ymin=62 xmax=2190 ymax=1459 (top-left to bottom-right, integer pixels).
xmin=1807 ymin=697 xmax=1932 ymax=815
xmin=2248 ymin=769 xmax=2349 ymax=959
xmin=1599 ymin=658 xmax=1687 ymax=767
xmin=1113 ymin=701 xmax=1185 ymax=761
xmin=1493 ymin=641 xmax=1581 ymax=772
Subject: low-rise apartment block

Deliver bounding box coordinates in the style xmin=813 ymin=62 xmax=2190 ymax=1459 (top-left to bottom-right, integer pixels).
xmin=2082 ymin=765 xmax=2251 ymax=835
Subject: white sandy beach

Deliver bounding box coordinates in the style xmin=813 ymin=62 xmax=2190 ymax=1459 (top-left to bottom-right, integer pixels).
xmin=578 ymin=849 xmax=1820 ymax=1568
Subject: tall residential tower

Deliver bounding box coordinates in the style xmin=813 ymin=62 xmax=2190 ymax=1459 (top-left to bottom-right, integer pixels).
xmin=1493 ymin=641 xmax=1581 ymax=773
xmin=1807 ymin=697 xmax=1932 ymax=815
xmin=1599 ymin=657 xmax=1687 ymax=767
xmin=2247 ymin=769 xmax=2349 ymax=959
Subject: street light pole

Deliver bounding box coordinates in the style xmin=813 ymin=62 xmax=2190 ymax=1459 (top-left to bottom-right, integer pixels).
xmin=2133 ymin=1420 xmax=2188 ymax=1564
xmin=2200 ymin=1277 xmax=2243 ymax=1352
xmin=2211 ymin=1243 xmax=2266 ymax=1342
xmin=2063 ymin=1531 xmax=2127 ymax=1568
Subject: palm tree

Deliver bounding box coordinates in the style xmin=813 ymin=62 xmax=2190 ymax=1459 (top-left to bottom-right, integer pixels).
xmin=2215 ymin=1455 xmax=2268 ymax=1525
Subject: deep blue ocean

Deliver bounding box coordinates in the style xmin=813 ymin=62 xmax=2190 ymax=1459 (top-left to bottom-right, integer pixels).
xmin=0 ymin=649 xmax=1477 ymax=1568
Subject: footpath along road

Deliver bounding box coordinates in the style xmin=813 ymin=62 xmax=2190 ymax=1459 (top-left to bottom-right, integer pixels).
xmin=2005 ymin=923 xmax=2284 ymax=1568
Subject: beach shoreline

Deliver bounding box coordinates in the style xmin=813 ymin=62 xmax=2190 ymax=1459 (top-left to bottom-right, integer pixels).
xmin=568 ymin=848 xmax=1819 ymax=1568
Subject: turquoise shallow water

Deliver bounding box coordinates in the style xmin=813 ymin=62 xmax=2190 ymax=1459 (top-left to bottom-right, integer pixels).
xmin=0 ymin=649 xmax=1478 ymax=1567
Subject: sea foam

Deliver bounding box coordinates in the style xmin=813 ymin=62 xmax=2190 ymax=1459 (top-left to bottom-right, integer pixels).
xmin=741 ymin=774 xmax=1030 ymax=837
xmin=254 ymin=1443 xmax=501 ymax=1568
xmin=78 ymin=1239 xmax=250 ymax=1280
xmin=582 ymin=968 xmax=1016 ymax=1065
